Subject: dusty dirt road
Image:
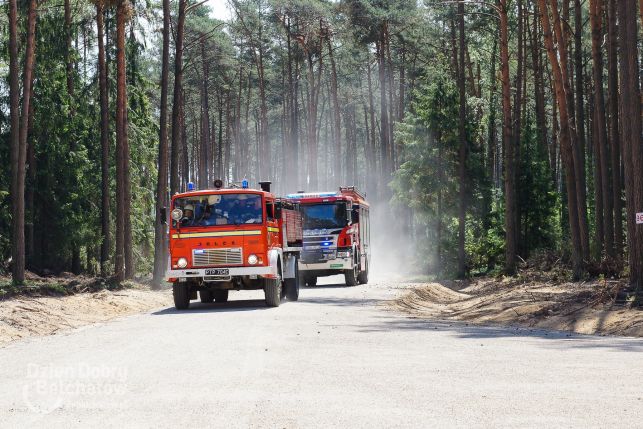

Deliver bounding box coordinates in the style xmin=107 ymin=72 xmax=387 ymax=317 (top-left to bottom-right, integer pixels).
xmin=1 ymin=275 xmax=642 ymax=428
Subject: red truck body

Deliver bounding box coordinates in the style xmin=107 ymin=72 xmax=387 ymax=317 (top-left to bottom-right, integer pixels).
xmin=165 ymin=183 xmax=302 ymax=309
xmin=286 ymin=187 xmax=370 ymax=286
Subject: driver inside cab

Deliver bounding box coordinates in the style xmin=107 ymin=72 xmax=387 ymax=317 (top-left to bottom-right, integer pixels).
xmin=181 ymin=204 xmax=194 ymax=226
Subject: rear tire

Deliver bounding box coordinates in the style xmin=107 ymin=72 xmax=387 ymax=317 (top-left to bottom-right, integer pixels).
xmin=200 ymin=289 xmax=214 ymax=303
xmin=264 ymin=278 xmax=282 ymax=307
xmin=213 ymin=289 xmax=229 ymax=303
xmin=173 ymin=282 xmax=191 ymax=310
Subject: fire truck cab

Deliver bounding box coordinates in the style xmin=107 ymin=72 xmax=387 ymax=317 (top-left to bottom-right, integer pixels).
xmin=164 ymin=180 xmax=303 ymax=310
xmin=287 ymin=187 xmax=370 ymax=287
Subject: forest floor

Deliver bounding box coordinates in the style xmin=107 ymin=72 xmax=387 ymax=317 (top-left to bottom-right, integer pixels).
xmin=0 ymin=273 xmax=171 ymax=346
xmin=393 ymin=263 xmax=643 ymax=337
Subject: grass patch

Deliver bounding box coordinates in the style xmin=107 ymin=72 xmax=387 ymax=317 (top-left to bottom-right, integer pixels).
xmin=0 ymin=276 xmax=140 ymax=300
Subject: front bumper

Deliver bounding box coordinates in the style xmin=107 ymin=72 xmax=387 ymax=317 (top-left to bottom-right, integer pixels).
xmin=298 ymin=258 xmax=352 ymax=271
xmin=166 ymin=266 xmax=274 ymax=281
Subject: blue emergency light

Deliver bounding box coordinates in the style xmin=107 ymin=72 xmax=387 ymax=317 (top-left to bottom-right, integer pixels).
xmin=242 ymin=178 xmax=249 ymax=189
xmin=286 ymin=191 xmax=338 ymax=199
xmin=187 ymin=182 xmax=195 ymax=191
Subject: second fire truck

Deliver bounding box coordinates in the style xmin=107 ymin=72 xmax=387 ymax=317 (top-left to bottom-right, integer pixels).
xmin=287 ymin=187 xmax=370 ymax=287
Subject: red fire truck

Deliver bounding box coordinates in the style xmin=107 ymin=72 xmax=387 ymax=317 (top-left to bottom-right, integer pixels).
xmin=287 ymin=187 xmax=370 ymax=287
xmin=163 ymin=180 xmax=303 ymax=310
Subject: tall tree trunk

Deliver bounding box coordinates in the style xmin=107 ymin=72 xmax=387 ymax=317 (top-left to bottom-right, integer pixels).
xmin=549 ymin=0 xmax=590 ymax=262
xmin=224 ymin=94 xmax=232 ymax=183
xmin=327 ymin=36 xmax=342 ymax=186
xmin=115 ymin=0 xmax=130 ymax=281
xmin=305 ymin=52 xmax=320 ymax=189
xmin=457 ymin=1 xmax=467 ymax=278
xmin=286 ymin=18 xmax=299 ymax=188
xmin=499 ymin=0 xmax=516 ymax=275
xmin=485 ymin=35 xmax=497 ymax=232
xmin=398 ymin=44 xmax=406 ymax=122
xmin=606 ymin=0 xmax=623 ymax=258
xmin=170 ymin=0 xmax=187 ymax=195
xmin=66 ymin=0 xmax=82 ymax=274
xmin=531 ymin=2 xmax=548 ymax=155
xmin=8 ymin=0 xmax=22 ymax=283
xmin=26 ymin=100 xmax=36 ymax=270
xmin=377 ymin=34 xmax=390 ymax=180
xmin=538 ymin=0 xmax=584 ymax=278
xmin=617 ymin=0 xmax=643 ymax=293
xmin=589 ymin=0 xmax=614 ymax=258
xmin=589 ymin=86 xmax=605 ymax=259
xmin=513 ymin=0 xmax=524 ymax=254
xmin=385 ymin=26 xmax=396 ymax=168
xmin=180 ymin=89 xmax=189 ymax=185
xmin=366 ymin=61 xmax=378 ymax=198
xmin=97 ymin=3 xmax=111 ymax=277
xmin=257 ymin=29 xmax=269 ymax=180
xmin=65 ymin=0 xmax=75 ymax=118
xmin=436 ymin=126 xmax=444 ymax=275
xmin=199 ymin=38 xmax=211 ymax=188
xmin=152 ymin=0 xmax=170 ymax=286
xmin=11 ymin=0 xmax=38 ymax=284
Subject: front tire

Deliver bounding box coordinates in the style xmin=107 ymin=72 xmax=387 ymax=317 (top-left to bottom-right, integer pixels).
xmin=344 ymin=255 xmax=359 ymax=286
xmin=264 ymin=277 xmax=282 ymax=307
xmin=173 ymin=282 xmax=191 ymax=310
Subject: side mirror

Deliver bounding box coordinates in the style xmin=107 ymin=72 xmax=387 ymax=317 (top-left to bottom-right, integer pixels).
xmin=160 ymin=207 xmax=167 ymax=225
xmin=275 ymin=205 xmax=282 ymax=219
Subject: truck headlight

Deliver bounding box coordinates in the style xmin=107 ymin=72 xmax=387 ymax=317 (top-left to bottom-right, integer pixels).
xmin=247 ymin=254 xmax=258 ymax=265
xmin=177 ymin=257 xmax=188 ymax=268
xmin=337 ymin=251 xmax=351 ymax=258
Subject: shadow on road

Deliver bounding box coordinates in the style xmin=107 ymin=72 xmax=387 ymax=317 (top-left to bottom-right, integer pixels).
xmin=355 ymin=315 xmax=643 ymax=352
xmin=299 ymin=296 xmax=381 ymax=307
xmin=305 ymin=283 xmax=350 ymax=289
xmin=152 ymin=299 xmax=270 ymax=315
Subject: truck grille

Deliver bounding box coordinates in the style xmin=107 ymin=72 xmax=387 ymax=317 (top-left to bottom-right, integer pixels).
xmin=192 ymin=248 xmax=243 ymax=267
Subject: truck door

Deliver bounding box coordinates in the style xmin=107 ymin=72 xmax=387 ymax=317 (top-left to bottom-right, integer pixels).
xmin=266 ymin=199 xmax=280 ymax=247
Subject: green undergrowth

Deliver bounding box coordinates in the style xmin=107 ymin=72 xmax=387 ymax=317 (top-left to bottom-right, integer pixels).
xmin=0 ymin=277 xmax=141 ymax=300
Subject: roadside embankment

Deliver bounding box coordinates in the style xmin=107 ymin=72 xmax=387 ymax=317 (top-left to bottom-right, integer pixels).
xmin=392 ymin=274 xmax=643 ymax=337
xmin=0 ymin=274 xmax=171 ymax=346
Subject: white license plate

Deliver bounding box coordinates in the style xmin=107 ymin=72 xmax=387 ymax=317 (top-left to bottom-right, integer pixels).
xmin=205 ymin=268 xmax=229 ymax=276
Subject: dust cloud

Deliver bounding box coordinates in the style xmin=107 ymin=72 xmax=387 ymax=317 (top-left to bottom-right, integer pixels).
xmin=368 ymin=200 xmax=422 ymax=279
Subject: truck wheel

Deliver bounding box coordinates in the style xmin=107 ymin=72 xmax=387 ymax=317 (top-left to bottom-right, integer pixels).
xmin=264 ymin=277 xmax=282 ymax=307
xmin=285 ymin=262 xmax=300 ymax=301
xmin=344 ymin=261 xmax=359 ymax=287
xmin=214 ymin=289 xmax=229 ymax=303
xmin=357 ymin=259 xmax=369 ymax=285
xmin=200 ymin=289 xmax=214 ymax=303
xmin=173 ymin=282 xmax=191 ymax=310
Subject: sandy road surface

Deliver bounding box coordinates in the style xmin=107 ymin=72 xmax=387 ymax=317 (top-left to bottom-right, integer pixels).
xmin=1 ymin=275 xmax=642 ymax=428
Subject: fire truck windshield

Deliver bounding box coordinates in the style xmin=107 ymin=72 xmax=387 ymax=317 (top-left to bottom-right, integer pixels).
xmin=173 ymin=193 xmax=263 ymax=227
xmin=300 ymin=203 xmax=348 ymax=229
